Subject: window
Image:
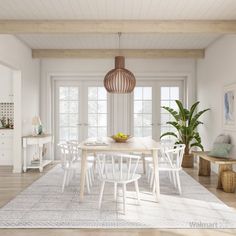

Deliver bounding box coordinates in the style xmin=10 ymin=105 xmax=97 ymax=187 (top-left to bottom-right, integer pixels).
xmin=88 ymin=87 xmax=107 ymax=137
xmin=160 ymin=86 xmax=179 ymax=139
xmin=59 ymin=86 xmax=79 ymax=142
xmin=133 ymin=87 xmax=152 ymax=137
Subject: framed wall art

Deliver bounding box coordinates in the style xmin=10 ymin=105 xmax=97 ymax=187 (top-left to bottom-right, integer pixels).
xmin=223 ymin=83 xmax=236 ymax=130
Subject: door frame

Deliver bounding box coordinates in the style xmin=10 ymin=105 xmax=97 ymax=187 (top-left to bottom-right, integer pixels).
xmin=46 ymin=72 xmax=190 ymax=154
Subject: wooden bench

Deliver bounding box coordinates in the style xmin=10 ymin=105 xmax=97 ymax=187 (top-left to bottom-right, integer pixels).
xmin=192 ymin=151 xmax=236 ymax=190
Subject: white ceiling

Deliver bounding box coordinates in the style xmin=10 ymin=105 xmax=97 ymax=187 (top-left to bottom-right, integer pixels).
xmin=0 ymin=0 xmax=236 ymax=20
xmin=17 ymin=33 xmax=221 ymax=49
xmin=1 ymin=0 xmax=235 ymax=50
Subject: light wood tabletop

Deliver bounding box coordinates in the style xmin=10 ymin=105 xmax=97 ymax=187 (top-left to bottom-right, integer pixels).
xmin=79 ymin=137 xmax=161 ymax=152
xmin=79 ymin=137 xmax=161 ymax=202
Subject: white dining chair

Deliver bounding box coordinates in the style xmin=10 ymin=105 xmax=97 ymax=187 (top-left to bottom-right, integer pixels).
xmin=96 ymin=153 xmax=141 ymax=214
xmin=58 ymin=142 xmax=94 ymax=193
xmin=146 ymin=140 xmax=175 ymax=183
xmin=149 ymin=144 xmax=185 ymax=194
xmin=67 ymin=140 xmax=96 ymax=184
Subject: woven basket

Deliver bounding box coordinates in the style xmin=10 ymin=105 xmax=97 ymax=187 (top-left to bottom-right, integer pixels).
xmin=111 ymin=135 xmax=131 ymax=143
xmin=221 ymin=170 xmax=236 ymax=193
xmin=181 ymin=154 xmax=194 ymax=168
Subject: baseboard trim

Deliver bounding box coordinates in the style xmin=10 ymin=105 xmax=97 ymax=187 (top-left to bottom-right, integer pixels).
xmin=13 ymin=168 xmax=22 ymax=173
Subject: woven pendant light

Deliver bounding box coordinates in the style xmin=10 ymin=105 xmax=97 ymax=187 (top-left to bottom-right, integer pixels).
xmin=104 ymin=56 xmax=136 ymax=93
xmin=104 ymin=33 xmax=136 ymax=93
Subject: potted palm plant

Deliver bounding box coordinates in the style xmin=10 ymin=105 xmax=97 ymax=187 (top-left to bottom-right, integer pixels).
xmin=160 ymin=100 xmax=210 ymax=168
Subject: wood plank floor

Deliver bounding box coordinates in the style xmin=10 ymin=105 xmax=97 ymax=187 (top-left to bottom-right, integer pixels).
xmin=0 ymin=164 xmax=235 ymax=236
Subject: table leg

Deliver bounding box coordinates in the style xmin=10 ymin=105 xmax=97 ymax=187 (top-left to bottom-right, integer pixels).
xmin=142 ymin=153 xmax=146 ymax=174
xmin=93 ymin=152 xmax=96 ymax=172
xmin=51 ymin=136 xmax=54 ymax=163
xmin=217 ymin=164 xmax=232 ymax=189
xmin=23 ymin=145 xmax=27 ymax=173
xmin=198 ymin=157 xmax=211 ymax=176
xmin=80 ymin=149 xmax=87 ymax=202
xmin=39 ymin=144 xmax=43 ymax=172
xmin=152 ymin=149 xmax=160 ymax=202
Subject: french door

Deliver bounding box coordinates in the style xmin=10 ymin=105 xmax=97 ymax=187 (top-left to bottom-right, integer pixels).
xmin=133 ymin=80 xmax=184 ymax=141
xmin=54 ymin=78 xmax=184 ymax=157
xmin=54 ymin=80 xmax=108 ymax=158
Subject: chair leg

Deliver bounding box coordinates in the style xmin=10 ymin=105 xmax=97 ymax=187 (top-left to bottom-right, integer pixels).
xmin=86 ymin=172 xmax=90 ymax=194
xmin=114 ymin=182 xmax=117 ymax=201
xmin=66 ymin=170 xmax=71 ymax=186
xmin=142 ymin=155 xmax=146 ymax=175
xmin=147 ymin=167 xmax=151 ymax=183
xmin=150 ymin=169 xmax=154 ymax=188
xmin=73 ymin=169 xmax=76 ymax=179
xmin=134 ymin=180 xmax=140 ymax=205
xmin=172 ymin=171 xmax=177 ymax=187
xmin=122 ymin=184 xmax=126 ymax=214
xmin=168 ymin=171 xmax=172 ymax=182
xmin=152 ymin=180 xmax=156 ymax=193
xmin=176 ymin=171 xmax=182 ymax=195
xmin=62 ymin=170 xmax=68 ymax=193
xmin=91 ymin=166 xmax=95 ymax=182
xmin=98 ymin=181 xmax=105 ymax=209
xmin=93 ymin=158 xmax=96 ymax=173
xmin=88 ymin=168 xmax=92 ymax=187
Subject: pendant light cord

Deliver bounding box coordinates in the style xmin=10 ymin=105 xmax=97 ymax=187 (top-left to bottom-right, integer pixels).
xmin=118 ymin=32 xmax=121 ymax=56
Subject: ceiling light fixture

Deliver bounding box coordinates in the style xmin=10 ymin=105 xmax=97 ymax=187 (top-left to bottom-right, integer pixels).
xmin=104 ymin=33 xmax=136 ymax=93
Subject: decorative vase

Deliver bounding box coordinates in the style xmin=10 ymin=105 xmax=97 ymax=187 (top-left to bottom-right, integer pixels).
xmin=181 ymin=153 xmax=194 ymax=168
xmin=38 ymin=124 xmax=43 ymax=135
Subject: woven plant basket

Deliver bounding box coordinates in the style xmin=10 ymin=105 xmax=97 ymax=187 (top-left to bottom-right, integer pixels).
xmin=221 ymin=170 xmax=236 ymax=193
xmin=181 ymin=154 xmax=194 ymax=168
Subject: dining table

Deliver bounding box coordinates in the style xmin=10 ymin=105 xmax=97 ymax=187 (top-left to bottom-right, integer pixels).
xmin=79 ymin=136 xmax=161 ymax=202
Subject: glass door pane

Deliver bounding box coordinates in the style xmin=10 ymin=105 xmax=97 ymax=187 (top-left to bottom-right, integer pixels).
xmin=87 ymin=86 xmax=108 ymax=138
xmin=133 ymin=87 xmax=152 ymax=137
xmin=160 ymin=86 xmax=180 ymax=140
xmin=58 ymin=86 xmax=80 ymax=142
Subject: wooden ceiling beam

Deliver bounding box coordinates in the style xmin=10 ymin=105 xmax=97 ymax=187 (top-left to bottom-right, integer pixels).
xmin=32 ymin=49 xmax=205 ymax=59
xmin=0 ymin=20 xmax=236 ymax=34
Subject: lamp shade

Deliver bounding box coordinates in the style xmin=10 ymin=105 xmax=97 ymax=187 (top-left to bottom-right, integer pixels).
xmin=32 ymin=116 xmax=41 ymax=125
xmin=104 ymin=56 xmax=136 ymax=93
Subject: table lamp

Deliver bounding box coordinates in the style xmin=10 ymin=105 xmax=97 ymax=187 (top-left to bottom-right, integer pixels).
xmin=32 ymin=116 xmax=42 ymax=136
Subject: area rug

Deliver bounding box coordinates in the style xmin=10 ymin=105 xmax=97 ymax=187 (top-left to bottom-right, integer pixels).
xmin=0 ymin=165 xmax=235 ymax=228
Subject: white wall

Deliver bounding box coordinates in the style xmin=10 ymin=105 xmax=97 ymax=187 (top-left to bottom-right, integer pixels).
xmin=40 ymin=58 xmax=196 ymax=142
xmin=197 ymin=35 xmax=236 ymax=172
xmin=0 ymin=34 xmax=40 ymax=172
xmin=0 ymin=35 xmax=40 ymax=135
xmin=0 ymin=63 xmax=12 ymax=93
xmin=0 ymin=63 xmax=12 ymax=77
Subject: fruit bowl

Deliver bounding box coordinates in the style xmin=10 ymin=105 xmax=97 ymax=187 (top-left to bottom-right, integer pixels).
xmin=111 ymin=133 xmax=131 ymax=143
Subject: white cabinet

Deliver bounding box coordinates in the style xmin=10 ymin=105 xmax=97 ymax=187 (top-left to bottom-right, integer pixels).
xmin=0 ymin=129 xmax=13 ymax=165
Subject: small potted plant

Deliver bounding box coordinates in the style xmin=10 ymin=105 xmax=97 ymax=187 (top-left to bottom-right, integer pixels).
xmin=160 ymin=100 xmax=210 ymax=168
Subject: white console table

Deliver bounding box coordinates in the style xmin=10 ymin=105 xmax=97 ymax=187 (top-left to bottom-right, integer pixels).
xmin=22 ymin=134 xmax=54 ymax=172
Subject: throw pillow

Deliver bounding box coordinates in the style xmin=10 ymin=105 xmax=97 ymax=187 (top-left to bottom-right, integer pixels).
xmin=209 ymin=143 xmax=233 ymax=158
xmin=214 ymin=134 xmax=231 ymax=144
